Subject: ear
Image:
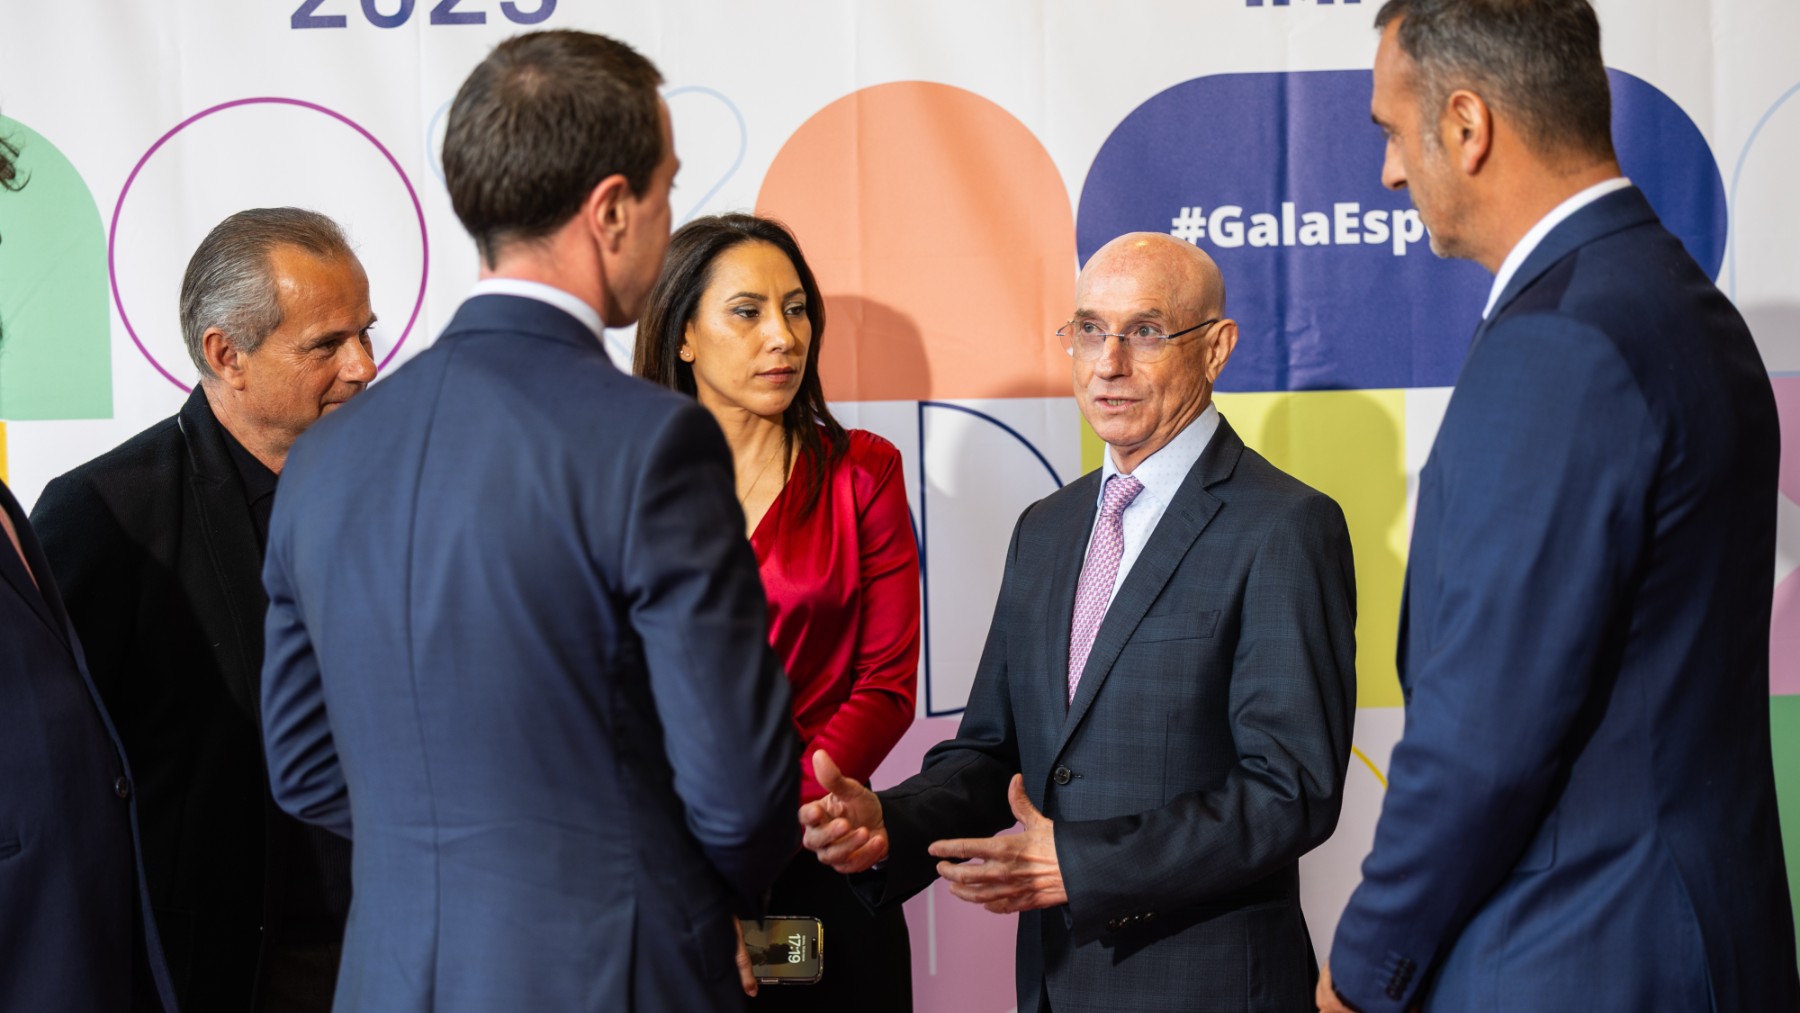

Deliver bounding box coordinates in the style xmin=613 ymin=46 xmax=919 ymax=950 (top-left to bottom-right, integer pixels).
xmin=1204 ymin=319 xmax=1239 ymax=384
xmin=581 ymin=172 xmax=636 ymax=255
xmin=202 ymin=328 xmax=251 ymax=391
xmin=679 ymin=319 xmax=698 ymax=363
xmin=1442 ymin=88 xmax=1493 ymax=176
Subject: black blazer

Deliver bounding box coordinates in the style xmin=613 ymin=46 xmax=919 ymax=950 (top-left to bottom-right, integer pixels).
xmin=861 ymin=417 xmax=1358 ymax=1013
xmin=0 ymin=479 xmax=175 ymax=1011
xmin=32 ymin=386 xmax=348 ymax=1011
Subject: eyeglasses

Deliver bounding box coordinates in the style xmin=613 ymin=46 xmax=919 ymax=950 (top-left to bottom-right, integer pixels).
xmin=1056 ymin=317 xmax=1221 ymax=362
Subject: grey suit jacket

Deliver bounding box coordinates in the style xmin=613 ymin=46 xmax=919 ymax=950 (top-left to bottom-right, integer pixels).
xmin=859 ymin=415 xmax=1356 ymax=1013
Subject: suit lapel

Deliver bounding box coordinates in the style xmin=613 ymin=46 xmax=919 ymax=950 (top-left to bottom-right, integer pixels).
xmin=0 ymin=482 xmax=69 ymax=647
xmin=1463 ymin=312 xmax=1498 ymax=362
xmin=1056 ymin=419 xmax=1242 ymax=755
xmin=1041 ymin=472 xmax=1101 ymax=736
xmin=178 ymin=389 xmax=270 ymax=718
xmin=1484 ymin=186 xmax=1657 ymax=327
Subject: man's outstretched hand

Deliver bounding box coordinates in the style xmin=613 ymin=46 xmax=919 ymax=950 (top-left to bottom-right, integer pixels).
xmin=798 ymin=750 xmax=889 ymax=873
xmin=928 ymin=775 xmax=1066 ymax=914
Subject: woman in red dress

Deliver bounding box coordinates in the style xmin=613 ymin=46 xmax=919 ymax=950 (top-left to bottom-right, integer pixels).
xmin=636 ymin=214 xmax=919 ymax=1011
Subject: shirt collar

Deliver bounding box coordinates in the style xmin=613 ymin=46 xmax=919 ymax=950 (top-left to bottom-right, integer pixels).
xmin=1098 ymin=401 xmax=1220 ymax=508
xmin=469 ymin=278 xmax=606 ymax=342
xmin=216 ymin=416 xmax=279 ymax=504
xmin=1483 ymin=176 xmax=1633 ymax=319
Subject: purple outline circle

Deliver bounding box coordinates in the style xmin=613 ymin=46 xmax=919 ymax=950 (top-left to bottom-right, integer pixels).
xmin=108 ymin=97 xmax=430 ymax=392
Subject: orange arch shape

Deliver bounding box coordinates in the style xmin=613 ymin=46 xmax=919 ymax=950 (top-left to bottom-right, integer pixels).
xmin=757 ymin=81 xmax=1077 ymax=402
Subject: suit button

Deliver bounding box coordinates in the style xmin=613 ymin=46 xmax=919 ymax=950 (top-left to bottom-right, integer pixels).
xmin=114 ymin=776 xmax=131 ymax=799
xmin=1052 ymin=766 xmax=1072 ymax=785
xmin=1106 ymin=918 xmax=1122 ymax=932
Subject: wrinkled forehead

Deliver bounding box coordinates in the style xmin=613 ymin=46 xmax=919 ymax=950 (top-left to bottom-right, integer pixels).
xmin=1076 ymin=243 xmax=1216 ymax=318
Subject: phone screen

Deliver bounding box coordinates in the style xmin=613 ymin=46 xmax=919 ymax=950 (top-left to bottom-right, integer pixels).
xmin=744 ymin=916 xmax=823 ymax=984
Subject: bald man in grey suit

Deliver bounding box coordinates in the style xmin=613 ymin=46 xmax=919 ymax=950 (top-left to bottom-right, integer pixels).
xmin=804 ymin=234 xmax=1358 ymax=1013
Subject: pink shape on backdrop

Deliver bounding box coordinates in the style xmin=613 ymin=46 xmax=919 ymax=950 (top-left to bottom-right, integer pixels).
xmin=1774 ymin=378 xmax=1800 ymax=694
xmin=1775 ymin=378 xmax=1800 ymax=506
xmin=1775 ymin=570 xmax=1800 ymax=696
xmin=872 ymin=716 xmax=1019 ymax=1013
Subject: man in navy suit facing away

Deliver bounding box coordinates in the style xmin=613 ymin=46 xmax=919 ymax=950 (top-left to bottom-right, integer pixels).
xmin=1322 ymin=2 xmax=1800 ymax=1010
xmin=259 ymin=31 xmax=800 ymax=1012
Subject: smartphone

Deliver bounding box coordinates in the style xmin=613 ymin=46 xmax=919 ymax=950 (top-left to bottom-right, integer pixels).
xmin=742 ymin=916 xmax=823 ymax=985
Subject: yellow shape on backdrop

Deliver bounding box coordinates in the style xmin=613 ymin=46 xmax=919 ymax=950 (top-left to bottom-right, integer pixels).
xmin=1080 ymin=414 xmax=1104 ymax=474
xmin=1077 ymin=391 xmax=1407 ymax=707
xmin=1217 ymin=389 xmax=1407 ymax=708
xmin=0 ymin=421 xmax=8 ymax=485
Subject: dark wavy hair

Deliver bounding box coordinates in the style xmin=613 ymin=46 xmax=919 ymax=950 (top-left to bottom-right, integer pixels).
xmin=634 ymin=213 xmax=848 ymax=518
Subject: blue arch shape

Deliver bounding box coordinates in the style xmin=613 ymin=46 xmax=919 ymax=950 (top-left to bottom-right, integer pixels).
xmin=1075 ymin=68 xmax=1726 ymax=392
xmin=915 ymin=400 xmax=1067 ymax=717
xmin=661 ymin=85 xmax=749 ymax=226
xmin=919 ymin=401 xmax=1065 ymax=487
xmin=1726 ymin=79 xmax=1800 ymax=303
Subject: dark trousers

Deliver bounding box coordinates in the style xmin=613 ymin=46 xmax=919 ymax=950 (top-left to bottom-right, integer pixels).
xmin=752 ymin=851 xmax=912 ymax=1012
xmin=260 ymin=942 xmax=342 ymax=1013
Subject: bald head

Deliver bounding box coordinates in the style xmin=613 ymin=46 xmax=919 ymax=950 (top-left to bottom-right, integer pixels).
xmin=1078 ymin=232 xmax=1226 ymax=321
xmin=1068 ymin=232 xmax=1240 ymax=473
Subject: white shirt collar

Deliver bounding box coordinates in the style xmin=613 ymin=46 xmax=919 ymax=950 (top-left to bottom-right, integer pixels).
xmin=1483 ymin=176 xmax=1633 ymax=319
xmin=469 ymin=278 xmax=606 ymax=343
xmin=1098 ymin=401 xmax=1220 ymax=507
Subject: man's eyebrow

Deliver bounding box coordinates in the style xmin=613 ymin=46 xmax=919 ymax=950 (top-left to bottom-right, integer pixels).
xmin=1072 ymin=306 xmax=1167 ymax=319
xmin=1067 ymin=308 xmax=1173 ymax=333
xmin=306 ymin=314 xmax=378 ymax=346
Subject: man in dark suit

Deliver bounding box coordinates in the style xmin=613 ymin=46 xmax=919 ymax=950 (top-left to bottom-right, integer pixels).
xmin=0 ymin=480 xmax=178 ymax=1012
xmin=1321 ymin=3 xmax=1800 ymax=1010
xmin=32 ymin=207 xmax=375 ymax=1012
xmin=803 ymin=232 xmax=1358 ymax=1012
xmin=259 ymin=30 xmax=799 ymax=1012
xmin=0 ymin=131 xmax=177 ymax=1013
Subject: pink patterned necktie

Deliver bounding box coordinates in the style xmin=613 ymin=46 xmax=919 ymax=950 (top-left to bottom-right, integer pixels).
xmin=1068 ymin=474 xmax=1143 ymax=704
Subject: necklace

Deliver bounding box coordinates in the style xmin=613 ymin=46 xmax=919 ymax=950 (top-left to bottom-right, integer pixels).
xmin=738 ymin=441 xmax=786 ymax=505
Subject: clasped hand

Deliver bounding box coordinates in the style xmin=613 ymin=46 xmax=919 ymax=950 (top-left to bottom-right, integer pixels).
xmin=798 ymin=750 xmax=1066 ymax=914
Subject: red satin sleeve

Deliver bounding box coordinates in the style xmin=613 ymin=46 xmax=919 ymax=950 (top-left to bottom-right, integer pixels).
xmin=751 ymin=429 xmax=920 ymax=805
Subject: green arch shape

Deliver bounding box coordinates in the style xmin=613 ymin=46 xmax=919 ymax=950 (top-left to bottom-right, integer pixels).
xmin=0 ymin=116 xmax=112 ymax=420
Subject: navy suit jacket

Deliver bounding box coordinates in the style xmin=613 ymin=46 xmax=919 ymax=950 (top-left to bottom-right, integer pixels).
xmin=260 ymin=295 xmax=801 ymax=1012
xmin=0 ymin=479 xmax=177 ymax=1012
xmin=1330 ymin=187 xmax=1800 ymax=1011
xmin=859 ymin=418 xmax=1357 ymax=1013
